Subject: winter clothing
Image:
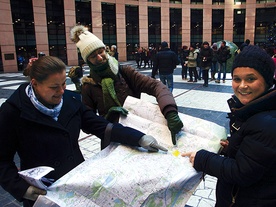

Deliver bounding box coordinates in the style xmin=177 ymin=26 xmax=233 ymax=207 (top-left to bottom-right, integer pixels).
xmin=193 ymin=46 xmax=276 ymax=206
xmin=239 ymin=39 xmax=250 ymax=52
xmin=82 ymin=65 xmax=178 ymax=122
xmin=71 ymin=25 xmax=182 ymax=147
xmin=70 ymin=65 xmax=83 ymax=92
xmin=199 ymin=46 xmax=213 ymax=69
xmin=152 ymin=48 xmax=179 ymax=76
xmin=211 ymin=43 xmax=219 ymax=80
xmin=70 ymin=25 xmax=105 ymax=62
xmin=151 ymin=46 xmax=179 ymax=92
xmin=199 ymin=44 xmax=213 ymax=86
xmin=194 ymin=89 xmax=276 ymax=206
xmin=187 ymin=49 xmax=198 ymax=68
xmin=179 ymin=46 xmax=189 ymax=80
xmin=187 ymin=48 xmax=198 ymax=82
xmin=232 ymin=45 xmax=275 ymax=88
xmin=217 ymin=44 xmax=231 ymax=63
xmin=216 ymin=42 xmax=231 ymax=82
xmin=0 ymin=83 xmax=144 ymax=205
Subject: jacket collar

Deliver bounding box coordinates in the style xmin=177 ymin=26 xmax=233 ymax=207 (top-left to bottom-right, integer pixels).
xmin=7 ymin=83 xmax=82 ymax=130
xmin=227 ymin=89 xmax=276 ymax=122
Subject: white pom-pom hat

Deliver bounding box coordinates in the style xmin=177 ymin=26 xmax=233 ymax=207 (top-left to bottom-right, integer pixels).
xmin=70 ymin=25 xmax=105 ymax=62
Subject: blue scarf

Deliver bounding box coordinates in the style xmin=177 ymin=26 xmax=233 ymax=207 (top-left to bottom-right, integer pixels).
xmin=26 ymin=84 xmax=63 ymax=121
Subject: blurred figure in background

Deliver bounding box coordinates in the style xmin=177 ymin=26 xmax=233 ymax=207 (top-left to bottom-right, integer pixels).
xmin=211 ymin=43 xmax=219 ymax=81
xmin=179 ymin=45 xmax=189 ymax=80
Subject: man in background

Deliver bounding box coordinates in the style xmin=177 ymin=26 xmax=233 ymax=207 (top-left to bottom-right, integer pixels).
xmin=151 ymin=41 xmax=179 ymax=92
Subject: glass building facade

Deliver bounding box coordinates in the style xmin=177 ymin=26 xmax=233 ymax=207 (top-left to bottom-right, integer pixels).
xmin=0 ymin=0 xmax=275 ymax=72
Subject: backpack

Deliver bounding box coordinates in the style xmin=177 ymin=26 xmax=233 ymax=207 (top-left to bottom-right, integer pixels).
xmin=68 ymin=66 xmax=79 ymax=78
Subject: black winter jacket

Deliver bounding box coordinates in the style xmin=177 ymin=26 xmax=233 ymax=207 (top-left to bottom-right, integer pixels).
xmin=194 ymin=89 xmax=276 ymax=207
xmin=218 ymin=45 xmax=231 ymax=63
xmin=199 ymin=47 xmax=213 ymax=68
xmin=0 ymin=83 xmax=144 ymax=204
xmin=152 ymin=48 xmax=179 ymax=76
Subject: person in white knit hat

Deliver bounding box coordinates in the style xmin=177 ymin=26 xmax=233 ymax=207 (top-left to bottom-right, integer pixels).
xmin=70 ymin=25 xmax=184 ymax=148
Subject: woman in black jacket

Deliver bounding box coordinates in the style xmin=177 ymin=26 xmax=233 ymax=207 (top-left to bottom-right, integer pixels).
xmin=199 ymin=41 xmax=213 ymax=87
xmin=183 ymin=45 xmax=276 ymax=207
xmin=0 ymin=56 xmax=167 ymax=207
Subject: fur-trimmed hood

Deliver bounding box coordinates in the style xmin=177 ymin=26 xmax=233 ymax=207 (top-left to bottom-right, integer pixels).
xmin=81 ymin=76 xmax=97 ymax=85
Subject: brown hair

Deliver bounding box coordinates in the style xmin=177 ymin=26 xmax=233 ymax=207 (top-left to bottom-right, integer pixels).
xmin=29 ymin=56 xmax=66 ymax=82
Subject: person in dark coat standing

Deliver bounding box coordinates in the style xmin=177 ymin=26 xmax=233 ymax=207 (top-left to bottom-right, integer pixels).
xmin=0 ymin=56 xmax=168 ymax=207
xmin=70 ymin=25 xmax=183 ymax=146
xmin=151 ymin=41 xmax=179 ymax=92
xmin=211 ymin=43 xmax=219 ymax=80
xmin=239 ymin=39 xmax=250 ymax=52
xmin=182 ymin=45 xmax=276 ymax=207
xmin=199 ymin=41 xmax=213 ymax=87
xmin=216 ymin=40 xmax=231 ymax=83
xmin=180 ymin=45 xmax=189 ymax=80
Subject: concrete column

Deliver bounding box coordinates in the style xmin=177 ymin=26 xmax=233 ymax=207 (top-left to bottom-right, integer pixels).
xmin=182 ymin=0 xmax=191 ymax=47
xmin=64 ymin=0 xmax=78 ymax=65
xmin=160 ymin=0 xmax=170 ymax=43
xmin=224 ymin=0 xmax=234 ymax=42
xmin=0 ymin=0 xmax=17 ymax=72
xmin=244 ymin=0 xmax=256 ymax=45
xmin=203 ymin=0 xmax=212 ymax=44
xmin=91 ymin=0 xmax=103 ymax=40
xmin=139 ymin=0 xmax=148 ymax=48
xmin=116 ymin=1 xmax=127 ymax=61
xmin=32 ymin=0 xmax=49 ymax=56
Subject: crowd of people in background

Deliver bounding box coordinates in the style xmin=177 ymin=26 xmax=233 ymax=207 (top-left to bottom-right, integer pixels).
xmin=133 ymin=46 xmax=157 ymax=69
xmin=18 ymin=39 xmax=276 ymax=91
xmin=146 ymin=39 xmax=276 ymax=87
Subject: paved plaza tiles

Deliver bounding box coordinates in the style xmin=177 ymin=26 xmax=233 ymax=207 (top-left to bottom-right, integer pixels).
xmin=0 ymin=61 xmax=233 ymax=207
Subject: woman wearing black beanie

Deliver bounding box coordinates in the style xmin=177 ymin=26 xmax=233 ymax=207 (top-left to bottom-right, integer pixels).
xmin=183 ymin=45 xmax=276 ymax=207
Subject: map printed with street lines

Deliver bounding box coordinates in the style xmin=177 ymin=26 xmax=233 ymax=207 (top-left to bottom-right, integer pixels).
xmin=34 ymin=96 xmax=226 ymax=207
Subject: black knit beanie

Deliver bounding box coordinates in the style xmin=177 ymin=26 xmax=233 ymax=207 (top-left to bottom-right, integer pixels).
xmin=232 ymin=45 xmax=275 ymax=88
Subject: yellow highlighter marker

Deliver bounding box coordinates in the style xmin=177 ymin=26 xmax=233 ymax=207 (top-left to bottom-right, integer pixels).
xmin=172 ymin=149 xmax=180 ymax=157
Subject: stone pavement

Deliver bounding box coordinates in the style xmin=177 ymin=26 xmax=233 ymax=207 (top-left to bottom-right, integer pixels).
xmin=0 ymin=61 xmax=233 ymax=207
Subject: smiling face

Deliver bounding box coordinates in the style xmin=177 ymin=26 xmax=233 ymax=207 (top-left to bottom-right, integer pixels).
xmin=232 ymin=67 xmax=267 ymax=105
xmin=87 ymin=48 xmax=107 ymax=65
xmin=31 ymin=70 xmax=66 ymax=108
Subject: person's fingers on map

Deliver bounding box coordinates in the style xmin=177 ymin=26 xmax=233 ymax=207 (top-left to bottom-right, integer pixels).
xmin=181 ymin=152 xmax=196 ymax=166
xmin=23 ymin=185 xmax=47 ymax=201
xmin=220 ymin=139 xmax=229 ymax=148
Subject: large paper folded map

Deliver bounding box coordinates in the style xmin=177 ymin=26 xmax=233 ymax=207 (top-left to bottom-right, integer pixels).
xmin=34 ymin=96 xmax=226 ymax=207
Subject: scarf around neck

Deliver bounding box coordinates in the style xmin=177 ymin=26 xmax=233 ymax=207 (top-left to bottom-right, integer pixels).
xmin=88 ymin=55 xmax=121 ymax=112
xmin=26 ymin=84 xmax=63 ymax=121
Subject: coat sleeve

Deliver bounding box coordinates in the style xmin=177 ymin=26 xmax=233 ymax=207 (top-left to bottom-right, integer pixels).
xmin=121 ymin=66 xmax=178 ymax=117
xmin=0 ymin=102 xmax=30 ymax=201
xmin=194 ymin=114 xmax=276 ymax=187
xmin=80 ymin=104 xmax=143 ymax=147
